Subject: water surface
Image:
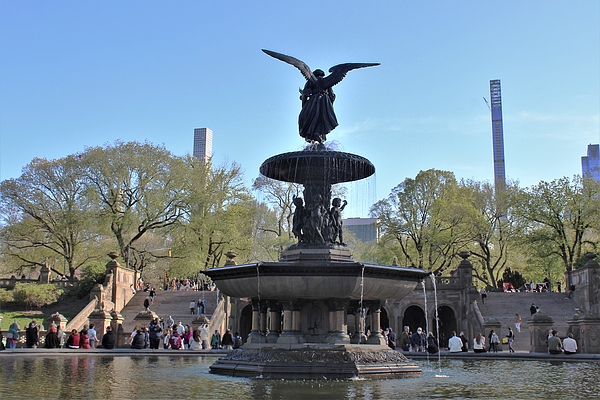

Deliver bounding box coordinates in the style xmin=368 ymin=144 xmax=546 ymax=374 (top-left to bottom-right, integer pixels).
xmin=0 ymin=356 xmax=598 ymax=399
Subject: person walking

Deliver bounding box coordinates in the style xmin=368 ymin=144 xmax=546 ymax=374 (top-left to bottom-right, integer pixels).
xmin=506 ymin=327 xmax=515 ymax=353
xmin=515 ymin=313 xmax=522 ymax=333
xmin=480 ymin=288 xmax=487 ymax=305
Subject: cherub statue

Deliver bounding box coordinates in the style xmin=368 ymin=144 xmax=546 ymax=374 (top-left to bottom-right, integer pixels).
xmin=262 ymin=49 xmax=379 ymax=144
xmin=292 ymin=196 xmax=307 ymax=243
xmin=330 ymin=198 xmax=348 ymax=244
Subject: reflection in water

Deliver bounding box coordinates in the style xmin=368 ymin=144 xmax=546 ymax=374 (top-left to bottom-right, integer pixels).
xmin=0 ymin=356 xmax=599 ymax=399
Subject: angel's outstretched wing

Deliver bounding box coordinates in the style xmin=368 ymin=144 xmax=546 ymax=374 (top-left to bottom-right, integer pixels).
xmin=322 ymin=63 xmax=380 ymax=89
xmin=262 ymin=49 xmax=313 ymax=81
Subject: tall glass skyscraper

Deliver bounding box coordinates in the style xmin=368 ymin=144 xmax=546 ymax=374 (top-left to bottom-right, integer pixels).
xmin=193 ymin=127 xmax=213 ymax=163
xmin=581 ymin=144 xmax=600 ymax=181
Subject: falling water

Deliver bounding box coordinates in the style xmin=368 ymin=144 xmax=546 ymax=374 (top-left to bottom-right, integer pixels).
xmin=429 ymin=273 xmax=447 ymax=377
xmin=421 ymin=279 xmax=429 ymax=362
xmin=257 ymin=264 xmax=262 ymax=348
xmin=360 ymin=264 xmax=365 ymax=343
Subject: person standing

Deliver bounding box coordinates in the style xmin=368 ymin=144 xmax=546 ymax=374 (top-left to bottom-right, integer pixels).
xmin=143 ymin=297 xmax=151 ymax=312
xmin=506 ymin=327 xmax=515 ymax=353
xmin=25 ymin=320 xmax=40 ymax=348
xmin=189 ymin=299 xmax=196 ymax=315
xmin=387 ymin=328 xmax=397 ymax=350
xmin=399 ymin=326 xmax=411 ymax=351
xmin=489 ymin=330 xmax=499 ymax=353
xmin=200 ymin=324 xmax=210 ymax=349
xmin=88 ymin=324 xmax=98 ymax=349
xmin=448 ymin=331 xmax=462 ymax=352
xmin=148 ymin=318 xmax=162 ymax=349
xmin=221 ymin=329 xmax=234 ymax=350
xmin=515 ymin=313 xmax=522 ymax=333
xmin=211 ymin=330 xmax=222 ymax=350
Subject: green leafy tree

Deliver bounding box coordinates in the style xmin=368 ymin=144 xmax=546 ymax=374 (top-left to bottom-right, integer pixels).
xmin=515 ymin=176 xmax=600 ymax=286
xmin=0 ymin=156 xmax=101 ymax=281
xmin=81 ymin=141 xmax=188 ymax=274
xmin=462 ymin=180 xmax=522 ymax=288
xmin=76 ymin=261 xmax=107 ymax=298
xmin=12 ymin=283 xmax=63 ymax=310
xmin=169 ymin=157 xmax=255 ymax=276
xmin=370 ymin=169 xmax=470 ymax=272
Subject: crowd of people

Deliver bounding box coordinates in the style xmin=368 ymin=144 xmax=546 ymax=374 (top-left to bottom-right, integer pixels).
xmin=128 ymin=317 xmax=242 ymax=351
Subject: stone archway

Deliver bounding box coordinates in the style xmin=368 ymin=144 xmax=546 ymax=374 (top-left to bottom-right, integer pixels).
xmin=239 ymin=304 xmax=252 ymax=344
xmin=402 ymin=305 xmax=426 ymax=333
xmin=433 ymin=305 xmax=457 ymax=347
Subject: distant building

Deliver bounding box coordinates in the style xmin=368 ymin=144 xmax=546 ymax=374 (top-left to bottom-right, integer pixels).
xmin=343 ymin=218 xmax=379 ymax=243
xmin=489 ymin=79 xmax=506 ymax=190
xmin=193 ymin=127 xmax=213 ymax=162
xmin=581 ymin=144 xmax=600 ymax=181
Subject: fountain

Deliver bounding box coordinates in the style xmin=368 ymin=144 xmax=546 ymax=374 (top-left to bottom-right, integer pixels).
xmin=203 ymin=50 xmax=429 ymax=379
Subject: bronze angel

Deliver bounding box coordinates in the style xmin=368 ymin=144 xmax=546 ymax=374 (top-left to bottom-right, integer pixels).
xmin=262 ymin=49 xmax=379 ymax=144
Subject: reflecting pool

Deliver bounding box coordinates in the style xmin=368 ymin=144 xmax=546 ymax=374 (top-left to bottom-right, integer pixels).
xmin=0 ymin=356 xmax=598 ymax=399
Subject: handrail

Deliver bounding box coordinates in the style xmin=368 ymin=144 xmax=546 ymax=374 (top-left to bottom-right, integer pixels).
xmin=471 ymin=300 xmax=485 ymax=334
xmin=65 ymin=297 xmax=98 ymax=332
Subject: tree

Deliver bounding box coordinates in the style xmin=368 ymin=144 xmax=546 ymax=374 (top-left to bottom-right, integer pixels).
xmin=252 ymin=176 xmax=302 ymax=240
xmin=0 ymin=156 xmax=101 ymax=281
xmin=81 ymin=141 xmax=188 ymax=274
xmin=515 ymin=176 xmax=600 ymax=286
xmin=168 ymin=157 xmax=255 ymax=276
xmin=461 ymin=180 xmax=521 ymax=288
xmin=370 ymin=169 xmax=470 ymax=272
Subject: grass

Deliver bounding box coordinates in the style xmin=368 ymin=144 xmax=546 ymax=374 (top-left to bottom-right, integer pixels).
xmin=0 ymin=311 xmax=45 ymax=330
xmin=1 ymin=311 xmax=80 ymax=330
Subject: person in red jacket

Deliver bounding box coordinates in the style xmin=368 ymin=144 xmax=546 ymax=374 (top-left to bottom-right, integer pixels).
xmin=67 ymin=329 xmax=81 ymax=349
xmin=80 ymin=329 xmax=91 ymax=349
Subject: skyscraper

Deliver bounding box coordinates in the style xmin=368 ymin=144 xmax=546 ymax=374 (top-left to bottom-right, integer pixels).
xmin=489 ymin=80 xmax=506 ymax=189
xmin=581 ymin=143 xmax=600 ymax=181
xmin=193 ymin=127 xmax=213 ymax=163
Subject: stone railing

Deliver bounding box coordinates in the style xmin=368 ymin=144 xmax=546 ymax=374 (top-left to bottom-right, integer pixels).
xmin=65 ymin=297 xmax=98 ymax=333
xmin=435 ymin=276 xmax=460 ymax=287
xmin=0 ymin=276 xmax=78 ymax=291
xmin=470 ymin=300 xmax=485 ymax=336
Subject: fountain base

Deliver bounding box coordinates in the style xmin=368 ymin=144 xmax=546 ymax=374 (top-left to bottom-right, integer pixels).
xmin=209 ymin=344 xmax=421 ymax=379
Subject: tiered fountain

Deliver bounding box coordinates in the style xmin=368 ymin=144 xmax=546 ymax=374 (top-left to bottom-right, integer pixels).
xmin=204 ymin=50 xmax=429 ymax=379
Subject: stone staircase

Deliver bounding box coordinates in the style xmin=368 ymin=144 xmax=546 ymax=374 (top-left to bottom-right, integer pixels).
xmin=478 ymin=291 xmax=579 ymax=351
xmin=119 ymin=289 xmax=220 ymax=333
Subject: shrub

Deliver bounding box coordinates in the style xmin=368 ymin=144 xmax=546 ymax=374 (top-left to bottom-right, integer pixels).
xmin=12 ymin=283 xmax=63 ymax=310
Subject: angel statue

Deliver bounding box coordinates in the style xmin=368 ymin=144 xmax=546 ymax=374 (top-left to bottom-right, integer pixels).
xmin=262 ymin=49 xmax=379 ymax=144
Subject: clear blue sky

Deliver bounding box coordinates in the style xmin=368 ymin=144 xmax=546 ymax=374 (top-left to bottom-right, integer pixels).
xmin=1 ymin=1 xmax=599 ymax=217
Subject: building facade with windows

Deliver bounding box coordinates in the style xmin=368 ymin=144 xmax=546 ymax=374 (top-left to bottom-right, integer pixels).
xmin=193 ymin=127 xmax=213 ymax=162
xmin=581 ymin=143 xmax=600 ymax=181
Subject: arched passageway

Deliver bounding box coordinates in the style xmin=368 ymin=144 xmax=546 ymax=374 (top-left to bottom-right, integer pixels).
xmin=402 ymin=305 xmax=426 ymax=333
xmin=433 ymin=305 xmax=457 ymax=347
xmin=239 ymin=304 xmax=252 ymax=344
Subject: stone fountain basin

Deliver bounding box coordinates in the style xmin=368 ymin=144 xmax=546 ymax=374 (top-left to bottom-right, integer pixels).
xmin=204 ymin=261 xmax=428 ymax=300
